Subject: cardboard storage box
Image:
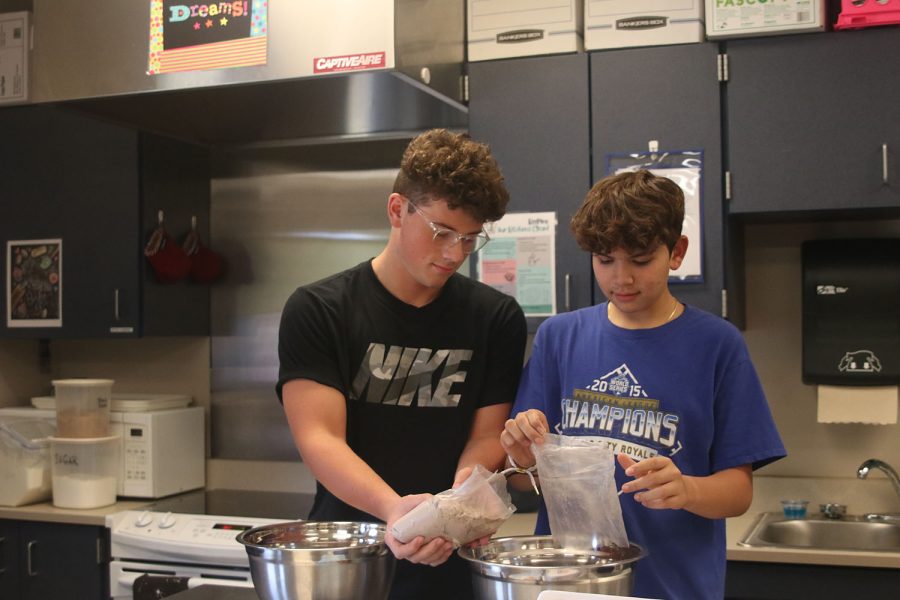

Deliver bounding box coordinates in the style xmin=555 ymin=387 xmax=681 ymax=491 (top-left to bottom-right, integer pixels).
xmin=0 ymin=11 xmax=30 ymax=105
xmin=468 ymin=0 xmax=583 ymax=62
xmin=584 ymin=0 xmax=704 ymax=51
xmin=706 ymin=0 xmax=826 ymax=38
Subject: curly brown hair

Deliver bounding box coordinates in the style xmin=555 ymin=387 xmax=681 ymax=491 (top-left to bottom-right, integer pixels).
xmin=393 ymin=129 xmax=509 ymax=223
xmin=571 ymin=170 xmax=684 ymax=255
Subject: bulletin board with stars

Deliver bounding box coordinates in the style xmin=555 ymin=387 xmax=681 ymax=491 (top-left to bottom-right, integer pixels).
xmin=148 ymin=0 xmax=268 ymax=75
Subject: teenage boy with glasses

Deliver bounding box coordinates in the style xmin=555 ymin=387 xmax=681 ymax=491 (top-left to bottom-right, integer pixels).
xmin=276 ymin=129 xmax=526 ymax=599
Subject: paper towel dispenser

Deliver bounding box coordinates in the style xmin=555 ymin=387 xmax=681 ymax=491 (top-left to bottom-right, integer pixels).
xmin=802 ymin=238 xmax=900 ymax=385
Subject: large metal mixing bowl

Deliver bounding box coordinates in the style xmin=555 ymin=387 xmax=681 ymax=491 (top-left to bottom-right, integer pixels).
xmin=459 ymin=535 xmax=644 ymax=600
xmin=236 ymin=521 xmax=395 ymax=600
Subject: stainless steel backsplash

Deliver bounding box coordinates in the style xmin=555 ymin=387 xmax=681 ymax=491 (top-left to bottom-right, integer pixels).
xmin=209 ymin=142 xmax=403 ymax=460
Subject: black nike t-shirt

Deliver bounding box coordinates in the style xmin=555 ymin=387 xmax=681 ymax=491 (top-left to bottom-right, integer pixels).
xmin=276 ymin=260 xmax=526 ymax=599
xmin=277 ymin=259 xmax=526 ymax=517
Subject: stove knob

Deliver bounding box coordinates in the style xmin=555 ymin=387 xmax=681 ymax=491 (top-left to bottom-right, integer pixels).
xmin=158 ymin=512 xmax=177 ymax=529
xmin=135 ymin=511 xmax=153 ymax=527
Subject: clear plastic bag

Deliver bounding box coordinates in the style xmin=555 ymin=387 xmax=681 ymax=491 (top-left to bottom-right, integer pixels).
xmin=390 ymin=465 xmax=516 ymax=547
xmin=533 ymin=433 xmax=628 ymax=550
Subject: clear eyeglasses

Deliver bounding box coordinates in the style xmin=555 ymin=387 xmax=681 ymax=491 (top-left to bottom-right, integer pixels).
xmin=407 ymin=198 xmax=490 ymax=255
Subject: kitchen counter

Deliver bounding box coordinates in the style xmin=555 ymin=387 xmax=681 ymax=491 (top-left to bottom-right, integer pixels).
xmin=494 ymin=475 xmax=900 ymax=570
xmin=2 ymin=475 xmax=897 ymax=570
xmin=725 ymin=510 xmax=900 ymax=569
xmin=0 ymin=497 xmax=153 ymax=526
xmin=725 ymin=475 xmax=900 ymax=569
xmin=166 ymin=585 xmax=257 ymax=600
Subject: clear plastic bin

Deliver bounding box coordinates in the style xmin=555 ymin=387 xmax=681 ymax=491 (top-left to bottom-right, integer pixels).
xmin=0 ymin=418 xmax=56 ymax=506
xmin=53 ymin=378 xmax=114 ymax=438
xmin=50 ymin=435 xmax=120 ymax=509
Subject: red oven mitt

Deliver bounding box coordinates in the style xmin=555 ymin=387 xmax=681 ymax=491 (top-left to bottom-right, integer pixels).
xmin=144 ymin=225 xmax=191 ymax=284
xmin=182 ymin=222 xmax=224 ymax=284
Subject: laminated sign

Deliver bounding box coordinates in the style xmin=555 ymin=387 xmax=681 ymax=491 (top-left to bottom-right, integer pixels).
xmin=477 ymin=212 xmax=557 ymax=317
xmin=148 ymin=0 xmax=268 ymax=75
xmin=608 ymin=149 xmax=705 ymax=283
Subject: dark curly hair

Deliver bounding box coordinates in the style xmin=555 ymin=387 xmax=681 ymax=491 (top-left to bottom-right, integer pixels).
xmin=571 ymin=170 xmax=684 ymax=255
xmin=393 ymin=129 xmax=509 ymax=223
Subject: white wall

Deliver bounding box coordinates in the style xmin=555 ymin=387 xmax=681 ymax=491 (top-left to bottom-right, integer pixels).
xmin=743 ymin=219 xmax=900 ymax=480
xmin=0 ymin=337 xmax=212 ymax=450
xmin=0 ymin=340 xmax=42 ymax=406
xmin=48 ymin=337 xmax=211 ymax=406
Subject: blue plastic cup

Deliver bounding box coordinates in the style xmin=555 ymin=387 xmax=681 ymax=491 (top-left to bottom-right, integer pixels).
xmin=781 ymin=499 xmax=809 ymax=519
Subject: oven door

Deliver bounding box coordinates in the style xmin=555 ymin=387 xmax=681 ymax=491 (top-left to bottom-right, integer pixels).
xmin=110 ymin=559 xmax=255 ymax=599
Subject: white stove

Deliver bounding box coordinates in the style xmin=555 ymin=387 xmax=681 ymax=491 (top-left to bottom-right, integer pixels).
xmin=106 ymin=489 xmax=315 ymax=599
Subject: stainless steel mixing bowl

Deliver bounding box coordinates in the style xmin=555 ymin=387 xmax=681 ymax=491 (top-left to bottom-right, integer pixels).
xmin=458 ymin=535 xmax=644 ymax=600
xmin=236 ymin=521 xmax=395 ymax=600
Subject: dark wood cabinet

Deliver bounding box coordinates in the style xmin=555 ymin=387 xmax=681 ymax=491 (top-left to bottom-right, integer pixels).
xmin=590 ymin=43 xmax=731 ymax=319
xmin=469 ymin=46 xmax=736 ymax=323
xmin=468 ymin=53 xmax=594 ymax=325
xmin=0 ymin=519 xmax=20 ymax=599
xmin=725 ymin=29 xmax=900 ymax=216
xmin=0 ymin=105 xmax=210 ymax=338
xmin=726 ymin=560 xmax=900 ymax=599
xmin=0 ymin=519 xmax=109 ymax=600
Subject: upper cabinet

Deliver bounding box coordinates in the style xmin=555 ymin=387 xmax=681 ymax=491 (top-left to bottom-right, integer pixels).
xmin=590 ymin=44 xmax=727 ymax=318
xmin=725 ymin=29 xmax=900 ymax=215
xmin=0 ymin=106 xmax=210 ymax=338
xmin=467 ymin=33 xmax=897 ymax=327
xmin=469 ymin=46 xmax=732 ymax=321
xmin=469 ymin=54 xmax=594 ymax=317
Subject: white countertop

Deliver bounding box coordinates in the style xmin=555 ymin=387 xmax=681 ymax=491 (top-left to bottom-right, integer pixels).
xmin=726 ymin=475 xmax=900 ymax=569
xmin=495 ymin=474 xmax=900 ymax=570
xmin=0 ymin=498 xmax=153 ymax=526
xmin=724 ymin=509 xmax=900 ymax=569
xmin=3 ymin=475 xmax=898 ymax=569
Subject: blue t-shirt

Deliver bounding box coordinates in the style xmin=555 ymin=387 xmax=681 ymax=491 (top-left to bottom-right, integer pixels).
xmin=512 ymin=303 xmax=786 ymax=600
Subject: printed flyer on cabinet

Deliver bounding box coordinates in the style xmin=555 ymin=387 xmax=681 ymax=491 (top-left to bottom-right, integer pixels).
xmin=478 ymin=211 xmax=556 ymax=317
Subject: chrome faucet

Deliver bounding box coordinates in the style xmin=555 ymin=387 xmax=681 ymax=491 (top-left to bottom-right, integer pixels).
xmin=857 ymin=458 xmax=900 ymax=500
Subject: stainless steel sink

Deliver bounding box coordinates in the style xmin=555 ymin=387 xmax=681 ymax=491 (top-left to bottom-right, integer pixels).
xmin=739 ymin=512 xmax=900 ymax=552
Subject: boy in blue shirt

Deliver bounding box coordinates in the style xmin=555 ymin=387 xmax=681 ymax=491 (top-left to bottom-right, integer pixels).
xmin=501 ymin=170 xmax=785 ymax=600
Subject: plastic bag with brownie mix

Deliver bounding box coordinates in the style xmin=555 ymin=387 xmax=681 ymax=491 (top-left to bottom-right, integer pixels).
xmin=390 ymin=464 xmax=516 ymax=547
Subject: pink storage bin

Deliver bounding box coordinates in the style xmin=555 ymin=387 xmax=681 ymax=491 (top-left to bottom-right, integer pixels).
xmin=835 ymin=0 xmax=900 ymax=30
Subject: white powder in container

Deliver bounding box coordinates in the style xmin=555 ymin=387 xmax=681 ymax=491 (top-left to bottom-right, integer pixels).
xmin=52 ymin=473 xmax=117 ymax=509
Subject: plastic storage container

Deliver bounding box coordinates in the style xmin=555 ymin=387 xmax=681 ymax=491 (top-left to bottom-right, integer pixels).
xmin=50 ymin=435 xmax=120 ymax=509
xmin=0 ymin=418 xmax=56 ymax=506
xmin=53 ymin=378 xmax=114 ymax=438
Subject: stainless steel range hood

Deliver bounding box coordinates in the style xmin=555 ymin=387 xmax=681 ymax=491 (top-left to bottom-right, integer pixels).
xmin=29 ymin=0 xmax=466 ymax=146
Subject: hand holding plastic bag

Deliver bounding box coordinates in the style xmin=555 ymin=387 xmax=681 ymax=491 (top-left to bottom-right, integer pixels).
xmin=533 ymin=433 xmax=628 ymax=550
xmin=390 ymin=465 xmax=516 ymax=547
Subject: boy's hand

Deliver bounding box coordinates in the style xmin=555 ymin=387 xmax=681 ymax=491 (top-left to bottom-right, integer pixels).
xmin=464 ymin=534 xmax=492 ymax=549
xmin=617 ymin=453 xmax=694 ymax=511
xmin=384 ymin=494 xmax=454 ymax=566
xmin=500 ymin=409 xmax=549 ymax=469
xmin=453 ymin=465 xmax=474 ymax=488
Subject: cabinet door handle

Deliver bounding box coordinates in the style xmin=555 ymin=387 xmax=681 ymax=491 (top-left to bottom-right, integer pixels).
xmin=564 ymin=273 xmax=571 ymax=312
xmin=0 ymin=535 xmax=5 ymax=575
xmin=26 ymin=540 xmax=37 ymax=576
xmin=114 ymin=288 xmax=120 ymax=321
xmin=883 ymin=143 xmax=890 ymax=185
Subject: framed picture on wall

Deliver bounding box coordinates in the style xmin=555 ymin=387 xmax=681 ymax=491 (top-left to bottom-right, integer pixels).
xmin=6 ymin=238 xmax=62 ymax=328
